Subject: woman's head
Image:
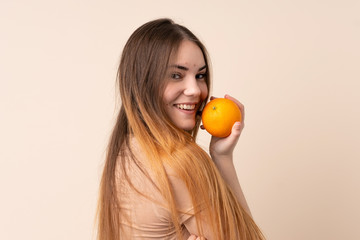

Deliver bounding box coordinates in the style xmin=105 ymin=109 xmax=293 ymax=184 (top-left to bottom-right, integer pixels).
xmin=118 ymin=18 xmax=211 ymax=138
xmin=163 ymin=40 xmax=208 ymax=131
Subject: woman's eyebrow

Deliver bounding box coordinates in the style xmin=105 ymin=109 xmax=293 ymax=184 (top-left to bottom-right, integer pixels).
xmin=198 ymin=65 xmax=207 ymax=71
xmin=169 ymin=64 xmax=207 ymax=71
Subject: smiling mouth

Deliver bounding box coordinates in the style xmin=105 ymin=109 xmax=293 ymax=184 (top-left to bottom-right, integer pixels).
xmin=175 ymin=104 xmax=196 ymax=110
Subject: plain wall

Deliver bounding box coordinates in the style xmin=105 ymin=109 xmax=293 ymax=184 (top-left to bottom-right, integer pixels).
xmin=1 ymin=0 xmax=359 ymax=239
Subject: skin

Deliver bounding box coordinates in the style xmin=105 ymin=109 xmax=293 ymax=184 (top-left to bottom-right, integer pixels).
xmin=207 ymin=95 xmax=252 ymax=217
xmin=163 ymin=40 xmax=208 ymax=131
xmin=187 ymin=235 xmax=205 ymax=240
xmin=164 ymin=40 xmax=251 ymax=240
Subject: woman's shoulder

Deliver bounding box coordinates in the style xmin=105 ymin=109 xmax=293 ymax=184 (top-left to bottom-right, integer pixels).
xmin=116 ymin=136 xmax=187 ymax=198
xmin=116 ymin=136 xmax=162 ymax=195
xmin=116 ymin=137 xmax=177 ymax=233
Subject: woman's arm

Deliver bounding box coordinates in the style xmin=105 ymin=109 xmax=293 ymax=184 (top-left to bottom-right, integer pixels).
xmin=205 ymin=95 xmax=252 ymax=217
xmin=167 ymin=171 xmax=213 ymax=239
xmin=211 ymin=154 xmax=252 ymax=217
xmin=171 ymin=95 xmax=251 ymax=239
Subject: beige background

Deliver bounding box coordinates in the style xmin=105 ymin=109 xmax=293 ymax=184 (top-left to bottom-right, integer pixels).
xmin=1 ymin=0 xmax=359 ymax=239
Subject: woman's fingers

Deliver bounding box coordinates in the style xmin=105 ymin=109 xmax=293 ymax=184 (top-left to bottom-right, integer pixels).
xmin=203 ymin=94 xmax=245 ymax=133
xmin=211 ymin=95 xmax=243 ymax=113
xmin=187 ymin=235 xmax=197 ymax=240
xmin=187 ymin=235 xmax=206 ymax=240
xmin=224 ymin=94 xmax=245 ymax=123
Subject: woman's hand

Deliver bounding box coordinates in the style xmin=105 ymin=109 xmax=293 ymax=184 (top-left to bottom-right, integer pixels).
xmin=201 ymin=95 xmax=245 ymax=161
xmin=187 ymin=234 xmax=206 ymax=240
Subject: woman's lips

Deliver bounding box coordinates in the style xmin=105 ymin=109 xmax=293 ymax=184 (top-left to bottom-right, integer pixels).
xmin=174 ymin=103 xmax=198 ymax=114
xmin=175 ymin=103 xmax=196 ymax=110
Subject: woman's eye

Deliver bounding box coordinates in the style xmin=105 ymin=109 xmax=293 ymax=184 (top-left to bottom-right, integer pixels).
xmin=171 ymin=73 xmax=182 ymax=79
xmin=196 ymin=73 xmax=206 ymax=80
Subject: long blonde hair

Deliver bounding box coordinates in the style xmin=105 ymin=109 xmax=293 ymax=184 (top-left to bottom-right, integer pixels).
xmin=97 ymin=18 xmax=265 ymax=239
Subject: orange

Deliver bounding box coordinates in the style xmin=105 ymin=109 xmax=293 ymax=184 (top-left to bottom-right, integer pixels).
xmin=201 ymin=98 xmax=242 ymax=138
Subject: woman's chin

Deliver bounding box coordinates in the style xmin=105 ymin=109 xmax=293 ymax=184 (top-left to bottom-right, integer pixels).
xmin=178 ymin=122 xmax=196 ymax=131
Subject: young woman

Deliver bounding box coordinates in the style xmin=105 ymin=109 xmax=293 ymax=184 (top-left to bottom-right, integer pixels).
xmin=97 ymin=18 xmax=265 ymax=240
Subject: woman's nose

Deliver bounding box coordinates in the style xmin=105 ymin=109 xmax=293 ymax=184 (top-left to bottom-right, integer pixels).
xmin=183 ymin=77 xmax=201 ymax=96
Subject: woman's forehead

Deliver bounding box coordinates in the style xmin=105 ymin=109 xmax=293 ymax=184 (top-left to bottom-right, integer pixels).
xmin=168 ymin=41 xmax=205 ymax=70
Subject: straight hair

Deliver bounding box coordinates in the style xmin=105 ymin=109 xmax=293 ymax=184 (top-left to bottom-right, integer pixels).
xmin=97 ymin=18 xmax=265 ymax=240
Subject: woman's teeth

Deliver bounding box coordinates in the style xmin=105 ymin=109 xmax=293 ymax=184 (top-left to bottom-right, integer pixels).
xmin=176 ymin=104 xmax=196 ymax=110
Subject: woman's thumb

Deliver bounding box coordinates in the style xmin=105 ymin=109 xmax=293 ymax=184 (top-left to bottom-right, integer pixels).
xmin=230 ymin=121 xmax=242 ymax=137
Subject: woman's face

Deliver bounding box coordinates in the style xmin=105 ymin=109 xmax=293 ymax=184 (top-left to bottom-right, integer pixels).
xmin=163 ymin=40 xmax=208 ymax=131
